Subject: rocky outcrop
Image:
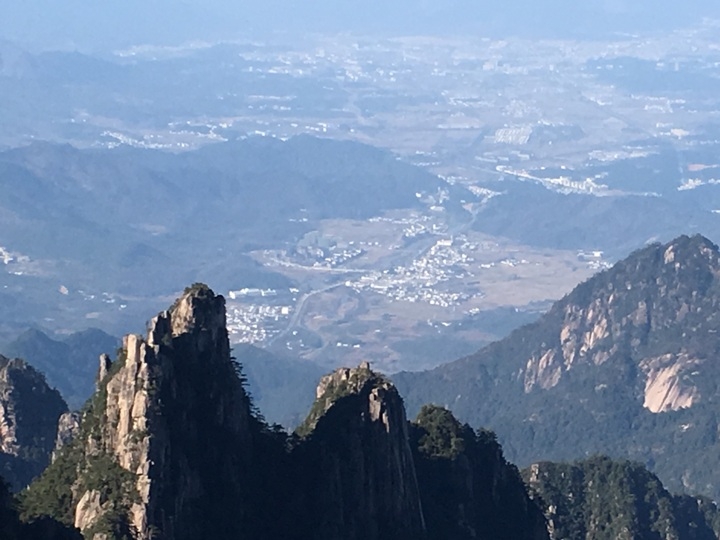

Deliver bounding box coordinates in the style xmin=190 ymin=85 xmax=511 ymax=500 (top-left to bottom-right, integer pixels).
xmin=293 ymin=363 xmax=426 ymax=540
xmin=640 ymin=353 xmax=701 ymax=413
xmin=52 ymin=412 xmax=80 ymax=462
xmin=95 ymin=355 xmax=111 ymax=391
xmin=518 ymin=234 xmax=720 ymax=399
xmin=0 ymin=355 xmax=67 ymax=490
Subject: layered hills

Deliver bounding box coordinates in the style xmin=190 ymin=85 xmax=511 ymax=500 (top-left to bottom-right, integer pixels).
xmin=0 ymin=135 xmax=467 ymax=341
xmin=1 ymin=328 xmax=119 ymax=410
xmin=394 ymin=234 xmax=720 ymax=498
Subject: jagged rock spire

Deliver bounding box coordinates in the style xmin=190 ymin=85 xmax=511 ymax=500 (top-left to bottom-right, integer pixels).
xmin=22 ymin=284 xmax=254 ymax=540
xmin=96 ymin=353 xmax=112 ymax=390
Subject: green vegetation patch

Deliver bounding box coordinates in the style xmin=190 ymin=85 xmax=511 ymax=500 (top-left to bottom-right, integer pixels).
xmin=413 ymin=404 xmax=470 ymax=459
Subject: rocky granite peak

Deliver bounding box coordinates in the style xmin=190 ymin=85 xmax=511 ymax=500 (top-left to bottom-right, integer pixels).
xmin=21 ymin=284 xmax=255 ymax=540
xmin=0 ymin=355 xmax=67 ymax=490
xmin=52 ymin=412 xmax=80 ymax=462
xmin=166 ymin=282 xmax=227 ymax=340
xmin=95 ymin=354 xmax=111 ymax=391
xmin=519 ymin=234 xmax=720 ymax=399
xmin=297 ymin=361 xmax=383 ymax=436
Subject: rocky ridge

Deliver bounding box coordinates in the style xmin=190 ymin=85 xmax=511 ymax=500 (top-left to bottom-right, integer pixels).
xmin=411 ymin=405 xmax=548 ymax=540
xmin=20 ymin=284 xmax=551 ymax=540
xmin=519 ymin=234 xmax=720 ymax=408
xmin=16 ymin=276 xmax=720 ymax=538
xmin=21 ymin=284 xmax=255 ymax=539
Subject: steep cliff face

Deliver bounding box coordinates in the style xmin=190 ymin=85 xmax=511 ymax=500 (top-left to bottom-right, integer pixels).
xmin=0 ymin=355 xmax=67 ymax=490
xmin=395 ymin=234 xmax=720 ymax=499
xmin=519 ymin=234 xmax=720 ymax=405
xmin=292 ymin=363 xmax=426 ymax=540
xmin=21 ymin=289 xmax=433 ymax=540
xmin=524 ymin=457 xmax=720 ymax=540
xmin=22 ymin=284 xmax=256 ymax=540
xmin=411 ymin=405 xmax=548 ymax=540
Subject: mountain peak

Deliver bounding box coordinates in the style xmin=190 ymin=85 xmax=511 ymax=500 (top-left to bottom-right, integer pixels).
xmin=660 ymin=233 xmax=720 ymax=270
xmin=22 ymin=283 xmax=253 ymax=540
xmin=166 ymin=282 xmax=226 ymax=339
xmin=294 ymin=362 xmax=427 ymax=540
xmin=665 ymin=232 xmax=717 ymax=252
xmin=314 ymin=360 xmax=377 ymax=400
xmin=297 ymin=361 xmax=391 ymax=436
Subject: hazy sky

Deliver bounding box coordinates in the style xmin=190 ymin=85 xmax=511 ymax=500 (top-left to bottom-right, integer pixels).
xmin=1 ymin=0 xmax=720 ymax=51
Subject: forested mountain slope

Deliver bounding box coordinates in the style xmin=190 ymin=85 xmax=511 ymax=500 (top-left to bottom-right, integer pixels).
xmin=395 ymin=234 xmax=720 ymax=499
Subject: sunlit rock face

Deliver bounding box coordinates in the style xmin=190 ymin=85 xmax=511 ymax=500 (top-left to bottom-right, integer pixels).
xmin=394 ymin=235 xmax=720 ymax=501
xmin=518 ymin=235 xmax=720 ymax=412
xmin=65 ymin=284 xmax=255 ymax=540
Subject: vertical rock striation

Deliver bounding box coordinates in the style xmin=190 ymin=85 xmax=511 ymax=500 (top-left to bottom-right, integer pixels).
xmin=393 ymin=235 xmax=720 ymax=499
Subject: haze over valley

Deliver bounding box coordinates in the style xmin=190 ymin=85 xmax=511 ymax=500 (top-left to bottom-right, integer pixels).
xmin=3 ymin=16 xmax=720 ymax=374
xmin=2 ymin=5 xmax=720 ymax=538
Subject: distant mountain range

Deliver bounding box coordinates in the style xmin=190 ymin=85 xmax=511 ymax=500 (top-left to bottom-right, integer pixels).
xmin=1 ymin=0 xmax=719 ymax=50
xmin=1 ymin=328 xmax=118 ymax=410
xmin=394 ymin=234 xmax=720 ymax=499
xmin=0 ymin=135 xmax=463 ymax=339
